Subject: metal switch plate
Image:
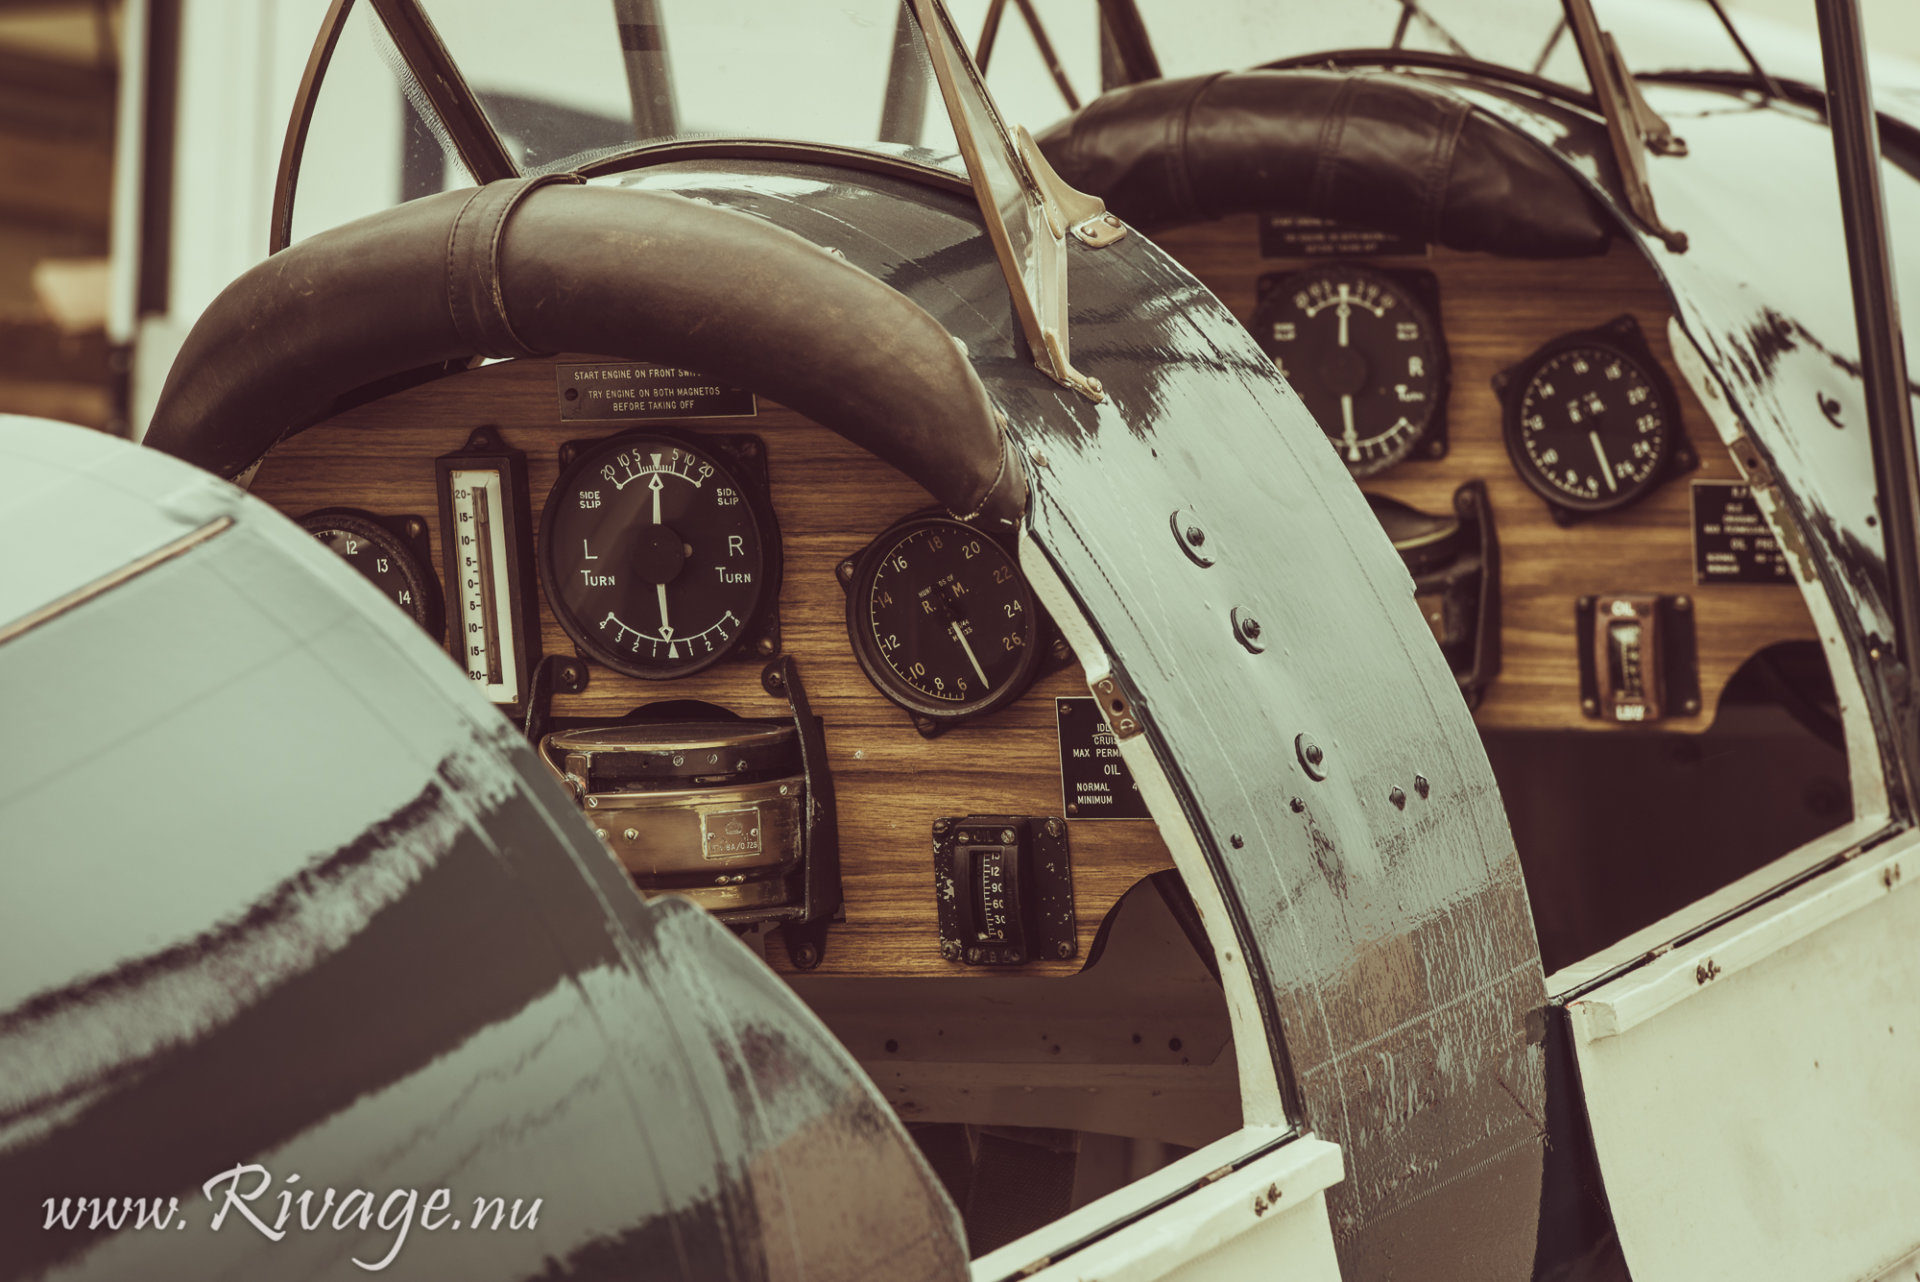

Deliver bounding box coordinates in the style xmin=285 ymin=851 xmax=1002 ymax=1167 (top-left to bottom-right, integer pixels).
xmin=932 ymin=815 xmax=1075 ymax=966
xmin=1575 ymin=593 xmax=1701 ymax=722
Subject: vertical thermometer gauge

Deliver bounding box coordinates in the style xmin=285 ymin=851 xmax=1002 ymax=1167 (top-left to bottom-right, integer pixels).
xmin=435 ymin=428 xmax=538 ymax=711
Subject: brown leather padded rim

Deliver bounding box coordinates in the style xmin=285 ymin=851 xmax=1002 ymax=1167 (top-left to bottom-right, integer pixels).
xmin=1036 ymin=69 xmax=1614 ymax=259
xmin=146 ymin=179 xmax=1025 ymax=526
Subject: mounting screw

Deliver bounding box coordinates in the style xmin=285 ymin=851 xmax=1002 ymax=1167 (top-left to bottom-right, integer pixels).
xmin=836 ymin=560 xmax=855 ymax=584
xmin=932 ymin=817 xmax=951 ymax=835
xmin=1683 ymin=699 xmax=1700 ymax=715
xmin=1045 ymin=818 xmax=1064 ymax=838
xmin=1582 ymin=698 xmax=1599 ymax=715
xmin=1171 ymin=508 xmax=1216 ymax=567
xmin=1057 ymin=941 xmax=1073 ymax=958
xmin=779 ymin=784 xmax=791 ymax=796
xmin=622 ymin=828 xmax=638 ymax=841
xmin=405 ymin=518 xmax=425 ymax=537
xmin=1414 ymin=773 xmax=1430 ymax=799
xmin=967 ymin=947 xmax=983 ymax=964
xmin=585 ymin=796 xmax=600 ymax=809
xmin=1229 ymin=833 xmax=1245 ymax=849
xmin=941 ymin=941 xmax=961 ymax=960
xmin=1389 ymin=787 xmax=1407 ymax=810
xmin=1289 ymin=797 xmax=1305 ymax=813
xmin=1000 ymin=828 xmax=1016 ymax=843
xmin=756 ymin=637 xmax=776 ymax=655
xmin=1296 ymin=734 xmax=1328 ymax=781
xmin=1232 ymin=607 xmax=1265 ymax=653
xmin=1674 ymin=596 xmax=1692 ymax=612
xmin=593 ymin=828 xmax=608 ymax=841
xmin=792 ymin=942 xmax=820 ymax=970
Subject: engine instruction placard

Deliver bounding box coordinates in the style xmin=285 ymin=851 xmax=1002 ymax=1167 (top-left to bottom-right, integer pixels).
xmin=1259 ymin=213 xmax=1428 ymax=258
xmin=1056 ymin=697 xmax=1151 ymax=821
xmin=556 ymin=362 xmax=756 ymax=421
xmin=1691 ymin=480 xmax=1793 ymax=584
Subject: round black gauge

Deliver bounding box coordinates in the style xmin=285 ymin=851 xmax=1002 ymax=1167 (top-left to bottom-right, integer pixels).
xmin=540 ymin=433 xmax=774 ymax=680
xmin=1501 ymin=325 xmax=1678 ymax=515
xmin=1253 ymin=263 xmax=1447 ymax=476
xmin=298 ymin=508 xmax=441 ymax=638
xmin=847 ymin=516 xmax=1043 ymax=722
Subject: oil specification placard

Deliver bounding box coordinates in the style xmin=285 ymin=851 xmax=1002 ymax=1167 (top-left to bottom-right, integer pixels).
xmin=1691 ymin=480 xmax=1792 ymax=584
xmin=1056 ymin=697 xmax=1151 ymax=821
xmin=556 ymin=362 xmax=756 ymax=421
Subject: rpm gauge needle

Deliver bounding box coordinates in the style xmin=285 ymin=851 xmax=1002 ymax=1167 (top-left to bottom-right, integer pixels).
xmin=1590 ymin=430 xmax=1620 ymax=493
xmin=951 ymin=621 xmax=990 ymax=687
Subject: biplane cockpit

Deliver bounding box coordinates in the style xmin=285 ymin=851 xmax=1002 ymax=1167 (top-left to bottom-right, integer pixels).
xmin=4 ymin=2 xmax=1918 ymax=1281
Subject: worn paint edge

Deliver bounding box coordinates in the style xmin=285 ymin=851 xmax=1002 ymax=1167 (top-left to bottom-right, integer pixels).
xmin=1018 ymin=532 xmax=1287 ymax=1126
xmin=1567 ymin=824 xmax=1920 ymax=1041
xmin=1669 ymin=319 xmax=1891 ymax=825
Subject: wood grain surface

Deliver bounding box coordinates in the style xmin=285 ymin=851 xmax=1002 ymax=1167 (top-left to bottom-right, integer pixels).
xmin=1151 ymin=216 xmax=1817 ymax=733
xmin=248 ymin=358 xmax=1174 ymax=979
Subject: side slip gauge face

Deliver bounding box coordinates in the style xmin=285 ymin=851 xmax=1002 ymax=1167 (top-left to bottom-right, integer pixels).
xmin=1500 ymin=317 xmax=1680 ymax=516
xmin=298 ymin=508 xmax=441 ymax=640
xmin=1253 ymin=263 xmax=1447 ymax=476
xmin=541 ymin=432 xmax=776 ymax=679
xmin=846 ymin=515 xmax=1043 ymax=724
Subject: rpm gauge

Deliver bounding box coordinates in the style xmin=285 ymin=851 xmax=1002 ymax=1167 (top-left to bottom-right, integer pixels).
xmin=1254 ymin=263 xmax=1447 ymax=476
xmin=1499 ymin=316 xmax=1682 ymax=518
xmin=846 ymin=515 xmax=1043 ymax=726
xmin=541 ymin=432 xmax=778 ymax=679
xmin=298 ymin=508 xmax=441 ymax=640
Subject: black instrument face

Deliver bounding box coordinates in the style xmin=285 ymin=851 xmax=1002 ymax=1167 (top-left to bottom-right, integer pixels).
xmin=1254 ymin=264 xmax=1446 ymax=476
xmin=1502 ymin=325 xmax=1677 ymax=514
xmin=541 ymin=433 xmax=771 ymax=679
xmin=848 ymin=516 xmax=1042 ymax=722
xmin=299 ymin=508 xmax=439 ymax=638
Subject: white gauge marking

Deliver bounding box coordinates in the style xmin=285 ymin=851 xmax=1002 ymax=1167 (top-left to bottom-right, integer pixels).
xmin=649 ymin=472 xmax=663 ymax=524
xmin=951 ymin=621 xmax=990 ymax=686
xmin=1590 ymin=430 xmax=1619 ymax=493
xmin=1341 ymin=395 xmax=1360 ymax=461
xmin=448 ymin=467 xmax=518 ymax=704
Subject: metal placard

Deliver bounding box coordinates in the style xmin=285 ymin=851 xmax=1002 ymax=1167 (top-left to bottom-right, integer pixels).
xmin=1691 ymin=480 xmax=1793 ymax=583
xmin=556 ymin=362 xmax=756 ymax=421
xmin=1056 ymin=697 xmax=1151 ymax=820
xmin=1259 ymin=212 xmax=1429 ymax=258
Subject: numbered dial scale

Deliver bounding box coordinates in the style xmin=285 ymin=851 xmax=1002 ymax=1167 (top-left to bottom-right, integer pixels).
xmin=1253 ymin=263 xmax=1448 ymax=476
xmin=298 ymin=508 xmax=441 ymax=640
xmin=1498 ymin=316 xmax=1684 ymax=518
xmin=541 ymin=432 xmax=779 ymax=680
xmin=845 ymin=515 xmax=1044 ymax=726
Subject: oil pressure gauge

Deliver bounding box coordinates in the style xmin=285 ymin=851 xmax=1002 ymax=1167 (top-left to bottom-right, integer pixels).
xmin=843 ymin=514 xmax=1043 ymax=734
xmin=1254 ymin=263 xmax=1448 ymax=476
xmin=541 ymin=431 xmax=780 ymax=680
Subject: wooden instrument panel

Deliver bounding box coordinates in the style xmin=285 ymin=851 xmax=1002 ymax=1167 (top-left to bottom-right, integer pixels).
xmin=247 ymin=357 xmax=1175 ymax=979
xmin=1151 ymin=216 xmax=1819 ymax=733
